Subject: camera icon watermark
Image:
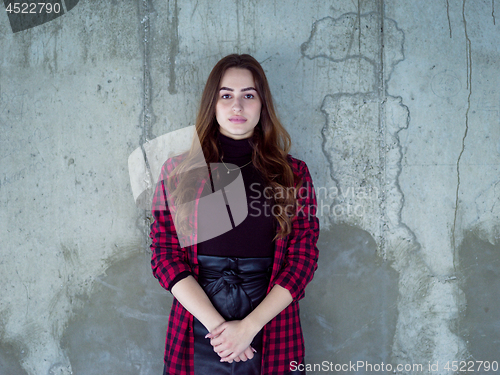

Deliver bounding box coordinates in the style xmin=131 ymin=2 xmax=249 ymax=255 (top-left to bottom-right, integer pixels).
xmin=128 ymin=126 xmax=249 ymax=248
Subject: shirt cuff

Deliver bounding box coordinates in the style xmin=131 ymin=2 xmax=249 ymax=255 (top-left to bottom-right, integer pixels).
xmin=168 ymin=271 xmax=192 ymax=292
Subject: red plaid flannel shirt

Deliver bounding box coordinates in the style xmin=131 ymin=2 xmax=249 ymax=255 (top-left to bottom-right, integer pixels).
xmin=150 ymin=153 xmax=319 ymax=375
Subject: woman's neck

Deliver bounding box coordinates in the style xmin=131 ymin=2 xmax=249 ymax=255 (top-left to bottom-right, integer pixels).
xmin=218 ymin=132 xmax=253 ymax=160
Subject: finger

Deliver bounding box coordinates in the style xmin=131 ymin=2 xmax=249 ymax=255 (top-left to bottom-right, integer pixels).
xmin=206 ymin=323 xmax=226 ymax=339
xmin=213 ymin=344 xmax=225 ymax=354
xmin=237 ymin=349 xmax=248 ymax=362
xmin=208 ymin=333 xmax=221 ymax=341
xmin=233 ymin=356 xmax=241 ymax=362
xmin=217 ymin=349 xmax=232 ymax=358
xmin=213 ymin=345 xmax=226 ymax=354
xmin=219 ymin=348 xmax=238 ymax=361
xmin=244 ymin=347 xmax=254 ymax=360
xmin=220 ymin=352 xmax=235 ymax=362
xmin=210 ymin=337 xmax=222 ymax=347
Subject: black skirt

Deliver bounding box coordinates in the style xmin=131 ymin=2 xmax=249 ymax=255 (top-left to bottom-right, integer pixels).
xmin=193 ymin=255 xmax=272 ymax=375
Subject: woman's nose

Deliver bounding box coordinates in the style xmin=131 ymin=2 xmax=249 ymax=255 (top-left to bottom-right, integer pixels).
xmin=232 ymin=98 xmax=242 ymax=112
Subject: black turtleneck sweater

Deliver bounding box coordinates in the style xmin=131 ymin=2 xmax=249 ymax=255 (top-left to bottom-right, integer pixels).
xmin=197 ymin=132 xmax=276 ymax=257
xmin=168 ymin=133 xmax=276 ymax=290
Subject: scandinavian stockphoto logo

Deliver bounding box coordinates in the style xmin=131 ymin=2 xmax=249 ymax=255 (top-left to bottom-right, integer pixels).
xmin=3 ymin=0 xmax=79 ymax=33
xmin=128 ymin=126 xmax=248 ymax=248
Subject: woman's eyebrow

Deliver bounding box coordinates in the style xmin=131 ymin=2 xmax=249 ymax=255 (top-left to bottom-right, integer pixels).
xmin=219 ymin=86 xmax=257 ymax=92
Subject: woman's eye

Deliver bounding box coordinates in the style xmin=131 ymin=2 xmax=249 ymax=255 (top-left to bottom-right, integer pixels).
xmin=221 ymin=94 xmax=231 ymax=99
xmin=245 ymin=94 xmax=255 ymax=99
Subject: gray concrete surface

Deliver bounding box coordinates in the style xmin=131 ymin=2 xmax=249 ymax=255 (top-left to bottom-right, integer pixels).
xmin=1 ymin=0 xmax=499 ymax=374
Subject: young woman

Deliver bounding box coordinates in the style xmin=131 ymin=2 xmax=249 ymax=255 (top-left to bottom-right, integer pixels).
xmin=150 ymin=54 xmax=319 ymax=375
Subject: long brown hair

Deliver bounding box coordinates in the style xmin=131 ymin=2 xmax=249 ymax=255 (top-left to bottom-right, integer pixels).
xmin=168 ymin=54 xmax=299 ymax=240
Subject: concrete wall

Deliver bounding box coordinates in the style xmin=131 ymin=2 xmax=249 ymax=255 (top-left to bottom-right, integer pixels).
xmin=1 ymin=0 xmax=499 ymax=374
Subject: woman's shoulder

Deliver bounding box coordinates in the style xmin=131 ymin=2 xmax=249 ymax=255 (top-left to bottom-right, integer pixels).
xmin=286 ymin=154 xmax=309 ymax=174
xmin=161 ymin=151 xmax=189 ymax=174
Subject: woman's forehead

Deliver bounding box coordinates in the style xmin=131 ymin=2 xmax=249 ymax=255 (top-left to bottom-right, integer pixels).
xmin=220 ymin=68 xmax=256 ymax=89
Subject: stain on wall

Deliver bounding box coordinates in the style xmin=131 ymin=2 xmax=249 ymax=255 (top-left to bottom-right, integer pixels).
xmin=457 ymin=231 xmax=500 ymax=362
xmin=61 ymin=252 xmax=171 ymax=374
xmin=302 ymin=225 xmax=399 ymax=370
xmin=0 ymin=338 xmax=28 ymax=375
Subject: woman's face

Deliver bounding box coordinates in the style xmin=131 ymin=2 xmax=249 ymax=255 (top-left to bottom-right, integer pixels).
xmin=216 ymin=67 xmax=262 ymax=140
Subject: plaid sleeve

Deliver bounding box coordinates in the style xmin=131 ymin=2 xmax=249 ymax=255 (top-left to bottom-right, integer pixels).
xmin=272 ymin=159 xmax=319 ymax=301
xmin=150 ymin=159 xmax=193 ymax=292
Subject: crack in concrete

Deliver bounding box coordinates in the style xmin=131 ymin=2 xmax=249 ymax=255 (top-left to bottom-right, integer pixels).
xmin=379 ymin=12 xmax=417 ymax=263
xmin=493 ymin=0 xmax=497 ymax=25
xmin=452 ymin=0 xmax=472 ymax=271
xmin=236 ymin=0 xmax=241 ymax=53
xmin=15 ymin=266 xmax=30 ymax=320
xmin=377 ymin=0 xmax=387 ymax=256
xmin=357 ymin=0 xmax=362 ymax=93
xmin=300 ymin=13 xmax=381 ymax=67
xmin=337 ymin=6 xmax=360 ymax=93
xmin=447 ymin=0 xmax=453 ymax=38
xmin=139 ymin=0 xmax=155 ymax=144
xmin=319 ymin=103 xmax=341 ymax=198
xmin=167 ymin=0 xmax=179 ymax=95
xmin=60 ymin=0 xmax=68 ymax=13
xmin=138 ymin=0 xmax=158 ymax=246
xmin=391 ymin=96 xmax=419 ymax=255
xmin=448 ymin=3 xmax=473 ymax=364
xmin=190 ymin=0 xmax=199 ymax=20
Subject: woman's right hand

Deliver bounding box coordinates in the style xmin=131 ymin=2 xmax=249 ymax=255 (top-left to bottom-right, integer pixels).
xmin=206 ymin=320 xmax=259 ymax=362
xmin=170 ymin=277 xmax=257 ymax=363
xmin=228 ymin=345 xmax=256 ymax=363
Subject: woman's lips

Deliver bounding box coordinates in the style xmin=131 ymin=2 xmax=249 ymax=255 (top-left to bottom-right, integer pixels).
xmin=229 ymin=116 xmax=246 ymax=123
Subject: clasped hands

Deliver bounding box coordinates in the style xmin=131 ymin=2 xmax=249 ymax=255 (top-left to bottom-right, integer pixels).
xmin=205 ymin=319 xmax=259 ymax=363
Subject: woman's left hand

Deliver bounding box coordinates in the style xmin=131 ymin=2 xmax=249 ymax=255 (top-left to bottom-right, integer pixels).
xmin=205 ymin=320 xmax=258 ymax=362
